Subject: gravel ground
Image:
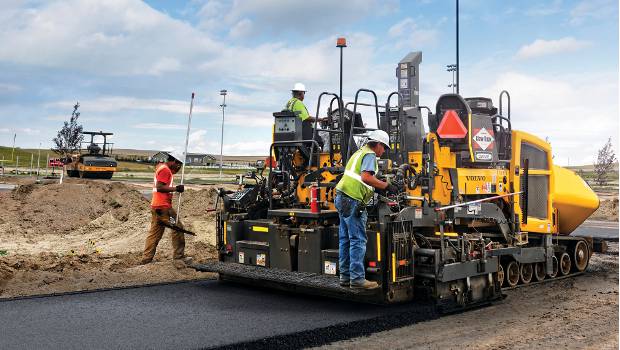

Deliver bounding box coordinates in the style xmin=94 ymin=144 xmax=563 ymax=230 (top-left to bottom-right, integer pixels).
xmin=318 ymin=243 xmax=619 ymax=350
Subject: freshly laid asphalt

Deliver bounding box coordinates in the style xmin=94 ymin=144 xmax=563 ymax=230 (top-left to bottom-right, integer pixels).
xmin=0 ymin=280 xmax=436 ymax=350
xmin=0 ymin=221 xmax=615 ymax=349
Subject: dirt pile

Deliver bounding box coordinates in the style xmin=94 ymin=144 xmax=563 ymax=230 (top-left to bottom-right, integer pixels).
xmin=0 ymin=178 xmax=218 ymax=298
xmin=591 ymin=196 xmax=619 ymax=221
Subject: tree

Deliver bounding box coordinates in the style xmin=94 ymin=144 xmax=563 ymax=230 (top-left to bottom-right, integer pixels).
xmin=593 ymin=137 xmax=617 ymax=187
xmin=52 ymin=102 xmax=84 ymax=160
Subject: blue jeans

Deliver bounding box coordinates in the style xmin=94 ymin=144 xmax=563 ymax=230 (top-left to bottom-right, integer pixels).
xmin=335 ymin=192 xmax=368 ymax=283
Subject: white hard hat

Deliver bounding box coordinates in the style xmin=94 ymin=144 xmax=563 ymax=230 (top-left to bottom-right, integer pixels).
xmin=367 ymin=130 xmax=391 ymax=150
xmin=292 ymin=82 xmax=306 ymax=92
xmin=168 ymin=151 xmax=185 ymax=164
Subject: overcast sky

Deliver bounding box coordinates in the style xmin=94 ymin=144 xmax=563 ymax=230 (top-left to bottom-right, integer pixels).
xmin=0 ymin=0 xmax=617 ymax=165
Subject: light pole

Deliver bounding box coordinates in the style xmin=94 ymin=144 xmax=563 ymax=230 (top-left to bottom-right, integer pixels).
xmin=336 ymin=37 xmax=347 ymax=107
xmin=219 ymin=89 xmax=227 ymax=179
xmin=446 ymin=64 xmax=457 ymax=93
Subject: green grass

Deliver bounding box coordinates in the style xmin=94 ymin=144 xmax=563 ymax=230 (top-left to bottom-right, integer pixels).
xmin=0 ymin=146 xmax=55 ymax=167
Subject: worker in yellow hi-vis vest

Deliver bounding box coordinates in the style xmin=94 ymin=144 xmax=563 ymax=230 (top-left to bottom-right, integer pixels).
xmin=335 ymin=130 xmax=399 ymax=290
xmin=284 ymin=82 xmax=326 ymax=150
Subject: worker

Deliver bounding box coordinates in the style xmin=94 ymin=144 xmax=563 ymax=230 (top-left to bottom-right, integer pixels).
xmin=141 ymin=152 xmax=192 ymax=269
xmin=284 ymin=82 xmax=326 ymax=149
xmin=335 ymin=130 xmax=399 ymax=289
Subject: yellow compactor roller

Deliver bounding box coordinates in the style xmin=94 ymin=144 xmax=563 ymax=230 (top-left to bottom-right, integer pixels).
xmin=195 ymin=51 xmax=600 ymax=310
xmin=65 ymin=131 xmax=117 ymax=179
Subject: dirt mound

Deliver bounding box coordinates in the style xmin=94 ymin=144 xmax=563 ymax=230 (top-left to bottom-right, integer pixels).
xmin=0 ymin=178 xmax=219 ymax=298
xmin=0 ymin=179 xmax=149 ymax=236
xmin=591 ymin=197 xmax=619 ymax=221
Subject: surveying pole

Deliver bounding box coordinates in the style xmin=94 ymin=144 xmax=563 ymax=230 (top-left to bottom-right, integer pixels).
xmin=219 ymin=89 xmax=227 ymax=179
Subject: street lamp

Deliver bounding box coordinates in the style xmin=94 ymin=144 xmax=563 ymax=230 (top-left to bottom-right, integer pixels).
xmin=219 ymin=89 xmax=227 ymax=179
xmin=446 ymin=64 xmax=457 ymax=93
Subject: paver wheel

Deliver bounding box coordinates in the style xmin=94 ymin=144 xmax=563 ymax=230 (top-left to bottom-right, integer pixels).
xmin=505 ymin=261 xmax=520 ymax=287
xmin=572 ymin=241 xmax=590 ymax=272
xmin=547 ymin=255 xmax=559 ymax=278
xmin=534 ymin=262 xmax=546 ymax=282
xmin=559 ymin=252 xmax=571 ymax=276
xmin=519 ymin=263 xmax=533 ymax=284
xmin=497 ymin=262 xmax=505 ymax=287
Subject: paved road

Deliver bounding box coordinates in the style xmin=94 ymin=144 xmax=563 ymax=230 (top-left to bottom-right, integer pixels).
xmin=573 ymin=220 xmax=619 ymax=240
xmin=0 ymin=281 xmax=434 ymax=350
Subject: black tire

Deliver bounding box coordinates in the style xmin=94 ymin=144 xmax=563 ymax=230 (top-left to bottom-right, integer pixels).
xmin=559 ymin=252 xmax=571 ymax=276
xmin=534 ymin=262 xmax=546 ymax=282
xmin=572 ymin=241 xmax=590 ymax=272
xmin=505 ymin=261 xmax=520 ymax=287
xmin=548 ymin=255 xmax=559 ymax=278
xmin=519 ymin=263 xmax=533 ymax=284
xmin=497 ymin=262 xmax=505 ymax=287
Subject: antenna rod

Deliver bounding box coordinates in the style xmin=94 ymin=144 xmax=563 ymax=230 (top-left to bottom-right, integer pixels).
xmin=456 ymin=0 xmax=460 ymax=94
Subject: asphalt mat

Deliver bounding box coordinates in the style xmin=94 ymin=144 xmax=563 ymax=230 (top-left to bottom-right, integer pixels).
xmin=0 ymin=280 xmax=438 ymax=350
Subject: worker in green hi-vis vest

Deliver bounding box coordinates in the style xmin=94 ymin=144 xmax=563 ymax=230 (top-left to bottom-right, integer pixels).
xmin=284 ymin=82 xmax=326 ymax=150
xmin=335 ymin=130 xmax=399 ymax=290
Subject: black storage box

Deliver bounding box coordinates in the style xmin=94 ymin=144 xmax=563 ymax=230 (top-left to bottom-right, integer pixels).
xmin=321 ymin=249 xmax=339 ymax=276
xmin=236 ymin=240 xmax=270 ymax=268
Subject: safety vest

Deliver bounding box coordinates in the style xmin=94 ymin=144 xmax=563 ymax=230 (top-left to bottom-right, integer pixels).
xmin=336 ymin=145 xmax=378 ymax=204
xmin=151 ymin=163 xmax=174 ymax=208
xmin=284 ymin=97 xmax=310 ymax=121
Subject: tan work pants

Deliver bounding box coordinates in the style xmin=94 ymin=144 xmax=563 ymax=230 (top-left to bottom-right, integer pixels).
xmin=142 ymin=207 xmax=185 ymax=262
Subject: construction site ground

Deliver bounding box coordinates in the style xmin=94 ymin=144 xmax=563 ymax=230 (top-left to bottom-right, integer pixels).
xmin=0 ymin=176 xmax=617 ymax=349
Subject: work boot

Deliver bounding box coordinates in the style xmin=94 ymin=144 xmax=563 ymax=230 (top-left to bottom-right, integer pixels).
xmin=350 ymin=279 xmax=379 ymax=290
xmin=140 ymin=258 xmax=152 ymax=265
xmin=339 ymin=279 xmax=350 ymax=287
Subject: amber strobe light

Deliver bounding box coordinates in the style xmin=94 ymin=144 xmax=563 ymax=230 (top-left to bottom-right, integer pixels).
xmin=336 ymin=37 xmax=347 ymax=47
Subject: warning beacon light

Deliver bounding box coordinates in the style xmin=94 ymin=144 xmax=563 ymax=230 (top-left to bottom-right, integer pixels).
xmin=436 ymin=109 xmax=468 ymax=139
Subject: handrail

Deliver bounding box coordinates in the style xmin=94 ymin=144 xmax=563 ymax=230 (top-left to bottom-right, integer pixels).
xmin=499 ymin=90 xmax=511 ymax=121
xmin=312 ymin=92 xmax=343 ymax=166
xmin=385 ymin=91 xmax=404 ymax=163
xmin=347 ymin=89 xmax=381 ymax=160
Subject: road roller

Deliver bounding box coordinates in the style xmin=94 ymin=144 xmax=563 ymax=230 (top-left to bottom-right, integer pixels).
xmin=65 ymin=131 xmax=117 ymax=179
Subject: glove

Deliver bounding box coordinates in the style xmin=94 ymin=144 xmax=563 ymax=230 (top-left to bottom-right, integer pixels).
xmin=386 ymin=183 xmax=400 ymax=194
xmin=175 ymin=185 xmax=185 ymax=193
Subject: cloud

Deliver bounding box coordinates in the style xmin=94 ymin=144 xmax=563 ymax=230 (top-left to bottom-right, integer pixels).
xmin=526 ymin=0 xmax=563 ymax=16
xmin=516 ymin=37 xmax=590 ymax=59
xmin=46 ymin=97 xmax=216 ymax=115
xmin=0 ymin=83 xmax=21 ymax=93
xmin=229 ymin=19 xmax=254 ymax=39
xmin=197 ymin=0 xmax=398 ymax=38
xmin=0 ymin=127 xmax=40 ymax=135
xmin=570 ymin=0 xmax=617 ymax=25
xmin=0 ymin=0 xmax=219 ymax=75
xmin=133 ymin=123 xmax=187 ymax=130
xmin=386 ymin=17 xmax=439 ymax=49
xmin=478 ymin=71 xmax=618 ymax=165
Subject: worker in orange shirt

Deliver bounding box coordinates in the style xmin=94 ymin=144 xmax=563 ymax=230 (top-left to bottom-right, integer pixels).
xmin=141 ymin=152 xmax=192 ymax=268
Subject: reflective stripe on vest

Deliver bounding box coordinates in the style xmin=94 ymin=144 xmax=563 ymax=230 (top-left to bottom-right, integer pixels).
xmin=335 ymin=145 xmax=378 ymax=203
xmin=284 ymin=97 xmax=309 ymax=121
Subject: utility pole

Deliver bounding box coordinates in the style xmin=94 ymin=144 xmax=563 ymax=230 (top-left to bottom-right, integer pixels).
xmin=219 ymin=89 xmax=227 ymax=179
xmin=11 ymin=133 xmax=16 ymax=161
xmin=456 ymin=0 xmax=460 ymax=94
xmin=36 ymin=142 xmax=41 ymax=180
xmin=446 ymin=64 xmax=457 ymax=93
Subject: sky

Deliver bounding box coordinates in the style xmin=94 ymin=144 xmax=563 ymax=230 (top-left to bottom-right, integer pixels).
xmin=0 ymin=0 xmax=617 ymax=165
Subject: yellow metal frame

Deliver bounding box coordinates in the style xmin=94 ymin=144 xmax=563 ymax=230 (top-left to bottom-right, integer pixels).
xmin=511 ymin=130 xmax=555 ymax=234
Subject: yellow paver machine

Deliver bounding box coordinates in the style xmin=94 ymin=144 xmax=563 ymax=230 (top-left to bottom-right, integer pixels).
xmin=194 ymin=51 xmax=599 ymax=311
